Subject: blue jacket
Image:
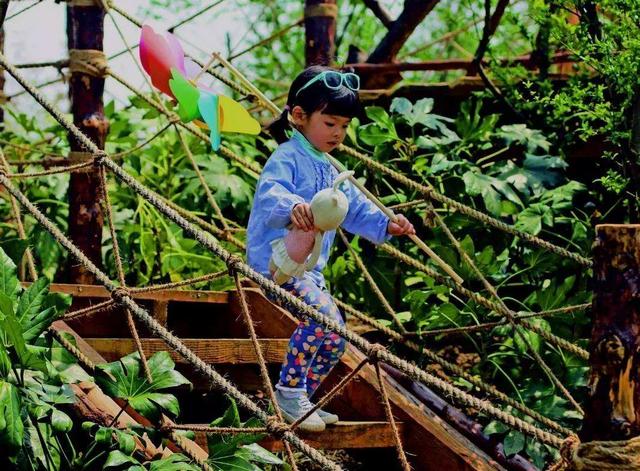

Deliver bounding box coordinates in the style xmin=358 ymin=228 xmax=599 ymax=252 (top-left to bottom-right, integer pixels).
xmin=246 ymin=130 xmax=390 ymax=287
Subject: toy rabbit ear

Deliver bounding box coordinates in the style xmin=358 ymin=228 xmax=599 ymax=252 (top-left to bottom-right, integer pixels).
xmin=140 ymin=24 xmax=187 ymax=98
xmin=333 ymin=170 xmax=355 ymax=190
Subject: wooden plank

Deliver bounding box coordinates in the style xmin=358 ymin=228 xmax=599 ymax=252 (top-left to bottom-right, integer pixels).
xmin=85 ymin=338 xmax=289 ymax=364
xmin=338 ymin=348 xmax=505 ymax=470
xmin=28 ymin=282 xmax=229 ymax=304
xmin=191 ymin=421 xmax=403 ymax=450
xmin=153 ymin=300 xmax=169 ymax=327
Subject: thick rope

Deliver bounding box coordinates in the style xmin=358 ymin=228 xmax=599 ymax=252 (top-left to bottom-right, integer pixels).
xmin=99 ymin=165 xmax=154 ymax=383
xmin=411 ymin=303 xmax=590 ymax=337
xmin=379 ymin=243 xmax=590 ymax=360
xmin=48 ymin=327 xmax=96 ymax=373
xmin=374 ymin=360 xmax=411 ymax=471
xmin=425 ymin=200 xmax=584 ymax=414
xmin=68 ymin=49 xmax=108 ymax=77
xmin=131 ymin=270 xmax=229 ymax=293
xmin=335 ymin=299 xmax=573 ymax=436
xmin=0 ymin=148 xmax=37 ymax=280
xmin=339 ymin=144 xmax=592 ymax=267
xmin=64 ymin=299 xmax=118 ymax=322
xmin=548 ymin=435 xmax=640 ymax=471
xmin=232 ymin=272 xmax=299 ymax=471
xmin=338 ymin=229 xmax=408 ymax=334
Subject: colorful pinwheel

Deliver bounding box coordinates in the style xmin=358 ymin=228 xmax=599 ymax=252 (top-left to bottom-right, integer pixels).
xmin=139 ymin=25 xmax=260 ymax=150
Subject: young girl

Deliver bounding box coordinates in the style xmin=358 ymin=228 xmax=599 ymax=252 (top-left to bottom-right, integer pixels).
xmin=247 ymin=66 xmax=415 ymax=432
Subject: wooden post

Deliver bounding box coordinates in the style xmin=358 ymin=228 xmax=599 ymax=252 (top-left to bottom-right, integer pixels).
xmin=304 ymin=0 xmax=337 ymax=66
xmin=581 ymin=224 xmax=640 ymax=440
xmin=66 ymin=3 xmax=108 ymax=284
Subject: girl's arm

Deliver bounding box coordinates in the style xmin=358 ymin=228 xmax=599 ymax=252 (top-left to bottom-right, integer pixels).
xmin=340 ymin=179 xmax=391 ymax=244
xmin=258 ymin=153 xmax=305 ymax=229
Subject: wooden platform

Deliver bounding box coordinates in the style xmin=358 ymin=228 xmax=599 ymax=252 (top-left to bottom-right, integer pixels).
xmin=51 ymin=284 xmax=508 ymax=470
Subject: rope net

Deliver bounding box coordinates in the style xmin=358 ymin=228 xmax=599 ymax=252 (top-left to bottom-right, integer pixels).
xmin=0 ymin=2 xmax=599 ymax=468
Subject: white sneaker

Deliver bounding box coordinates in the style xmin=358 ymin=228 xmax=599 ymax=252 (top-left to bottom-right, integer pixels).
xmin=315 ymin=407 xmax=339 ymax=425
xmin=275 ymin=389 xmax=326 ymax=432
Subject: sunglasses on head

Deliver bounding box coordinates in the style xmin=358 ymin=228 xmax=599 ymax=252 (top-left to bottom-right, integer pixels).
xmin=296 ymin=71 xmax=360 ymax=96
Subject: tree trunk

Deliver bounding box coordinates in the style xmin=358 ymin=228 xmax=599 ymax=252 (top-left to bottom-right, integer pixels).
xmin=304 ymin=0 xmax=337 ymax=66
xmin=0 ymin=1 xmax=8 ymax=125
xmin=581 ymin=224 xmax=640 ymax=441
xmin=66 ymin=4 xmax=108 ymax=284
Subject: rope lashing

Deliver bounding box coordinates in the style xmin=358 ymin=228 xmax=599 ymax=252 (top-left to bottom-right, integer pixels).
xmin=365 ymin=343 xmax=387 ymax=363
xmin=265 ymin=416 xmax=291 ymax=438
xmin=304 ymin=3 xmax=339 ymax=18
xmin=548 ymin=435 xmax=640 ymax=471
xmin=68 ymin=49 xmax=108 ymax=77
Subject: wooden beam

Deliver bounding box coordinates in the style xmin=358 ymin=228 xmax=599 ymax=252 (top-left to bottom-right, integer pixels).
xmin=85 ymin=338 xmax=289 ymax=365
xmin=35 ymin=282 xmax=229 ymax=304
xmin=346 ymin=51 xmax=574 ymax=74
xmin=190 ymin=421 xmax=404 ymax=450
xmin=581 ymin=224 xmax=640 ymax=440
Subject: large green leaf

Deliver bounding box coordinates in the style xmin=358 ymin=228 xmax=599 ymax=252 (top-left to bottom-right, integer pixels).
xmin=0 ymin=248 xmax=19 ymax=301
xmin=0 ymin=293 xmax=46 ymax=372
xmin=0 ymin=380 xmax=24 ymax=452
xmin=95 ymin=351 xmax=191 ymax=421
xmin=17 ymin=277 xmax=60 ymax=343
xmin=103 ymin=450 xmax=144 ymax=470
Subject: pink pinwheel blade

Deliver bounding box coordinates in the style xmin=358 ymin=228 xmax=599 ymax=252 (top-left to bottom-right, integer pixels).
xmin=139 ymin=24 xmax=187 ymax=98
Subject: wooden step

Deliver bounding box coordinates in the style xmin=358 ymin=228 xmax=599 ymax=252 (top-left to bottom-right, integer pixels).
xmin=42 ymin=282 xmax=229 ymax=304
xmin=85 ymin=338 xmax=289 ymax=364
xmin=190 ymin=421 xmax=404 ymax=451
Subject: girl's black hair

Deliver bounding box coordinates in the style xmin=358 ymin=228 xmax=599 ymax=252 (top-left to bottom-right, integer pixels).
xmin=267 ymin=65 xmax=360 ymax=143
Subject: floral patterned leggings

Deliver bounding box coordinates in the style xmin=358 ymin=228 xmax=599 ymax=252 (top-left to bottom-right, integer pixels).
xmin=276 ymin=276 xmax=346 ymax=397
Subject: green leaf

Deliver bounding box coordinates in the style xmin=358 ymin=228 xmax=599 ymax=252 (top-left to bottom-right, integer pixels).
xmin=0 ymin=248 xmax=19 ymax=301
xmin=50 ymin=409 xmax=73 ymax=433
xmin=17 ymin=277 xmax=59 ymax=343
xmin=498 ymin=124 xmax=551 ymax=152
xmin=503 ymin=430 xmax=525 ymax=456
xmin=103 ymin=450 xmax=143 ymax=469
xmin=0 ymin=293 xmax=46 ymax=372
xmin=242 ymin=443 xmax=284 ymax=465
xmin=0 ymin=380 xmax=24 ymax=452
xmin=149 ymin=454 xmax=202 ymax=471
xmin=95 ymin=351 xmax=191 ymax=421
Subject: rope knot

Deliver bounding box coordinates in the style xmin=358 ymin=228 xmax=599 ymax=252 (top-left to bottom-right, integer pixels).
xmin=168 ymin=114 xmax=182 ymax=125
xmin=265 ymin=415 xmax=289 ymax=438
xmin=93 ymin=150 xmax=107 ymax=167
xmin=111 ymin=287 xmax=131 ymax=303
xmin=365 ymin=343 xmax=386 ymax=363
xmin=0 ymin=166 xmax=8 ymax=178
xmin=226 ymin=255 xmax=244 ymax=276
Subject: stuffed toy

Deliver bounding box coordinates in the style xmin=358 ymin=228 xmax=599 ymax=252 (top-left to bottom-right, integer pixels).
xmin=269 ymin=171 xmax=354 ymax=284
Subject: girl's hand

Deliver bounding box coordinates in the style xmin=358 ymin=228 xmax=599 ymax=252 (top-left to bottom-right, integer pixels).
xmin=291 ymin=203 xmax=315 ymax=231
xmin=387 ymin=214 xmax=415 ymax=236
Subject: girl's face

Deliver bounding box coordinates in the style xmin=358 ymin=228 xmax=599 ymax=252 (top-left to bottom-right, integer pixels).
xmin=292 ymin=107 xmax=351 ymax=153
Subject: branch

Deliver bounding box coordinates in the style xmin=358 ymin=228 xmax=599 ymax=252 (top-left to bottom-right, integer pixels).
xmin=361 ymin=0 xmax=393 ymax=29
xmin=366 ymin=0 xmax=440 ymax=64
xmin=473 ymin=0 xmax=510 ymax=65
